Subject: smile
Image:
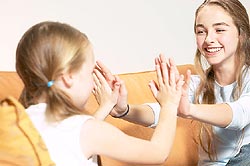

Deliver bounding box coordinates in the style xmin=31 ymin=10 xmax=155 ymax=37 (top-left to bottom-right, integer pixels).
xmin=205 ymin=47 xmax=222 ymax=53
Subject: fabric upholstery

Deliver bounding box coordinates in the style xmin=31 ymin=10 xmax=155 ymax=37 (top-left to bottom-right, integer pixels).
xmin=0 ymin=96 xmax=55 ymax=166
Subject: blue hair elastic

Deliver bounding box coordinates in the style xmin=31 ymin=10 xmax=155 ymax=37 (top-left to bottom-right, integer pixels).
xmin=47 ymin=81 xmax=54 ymax=88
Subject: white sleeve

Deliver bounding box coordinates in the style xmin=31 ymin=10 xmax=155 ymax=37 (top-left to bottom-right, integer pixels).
xmin=144 ymin=103 xmax=161 ymax=128
xmin=226 ymin=92 xmax=250 ymax=130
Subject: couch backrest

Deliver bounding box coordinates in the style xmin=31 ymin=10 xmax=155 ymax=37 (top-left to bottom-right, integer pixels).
xmin=0 ymin=72 xmax=23 ymax=100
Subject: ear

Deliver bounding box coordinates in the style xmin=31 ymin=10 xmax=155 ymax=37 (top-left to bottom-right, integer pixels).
xmin=61 ymin=72 xmax=74 ymax=88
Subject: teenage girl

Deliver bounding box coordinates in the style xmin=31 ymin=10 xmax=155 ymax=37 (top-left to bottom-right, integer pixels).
xmin=106 ymin=0 xmax=250 ymax=165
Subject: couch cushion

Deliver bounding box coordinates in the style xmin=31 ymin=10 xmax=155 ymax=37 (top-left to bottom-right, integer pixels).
xmin=0 ymin=96 xmax=55 ymax=166
xmin=0 ymin=72 xmax=23 ymax=100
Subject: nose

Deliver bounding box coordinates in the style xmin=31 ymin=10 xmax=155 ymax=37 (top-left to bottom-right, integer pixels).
xmin=205 ymin=31 xmax=215 ymax=44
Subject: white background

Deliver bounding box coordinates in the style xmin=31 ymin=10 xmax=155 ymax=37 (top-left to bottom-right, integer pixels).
xmin=1 ymin=0 xmax=249 ymax=74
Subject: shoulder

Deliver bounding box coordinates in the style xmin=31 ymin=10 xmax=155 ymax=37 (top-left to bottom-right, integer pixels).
xmin=241 ymin=67 xmax=250 ymax=89
xmin=243 ymin=67 xmax=250 ymax=81
xmin=81 ymin=118 xmax=121 ymax=136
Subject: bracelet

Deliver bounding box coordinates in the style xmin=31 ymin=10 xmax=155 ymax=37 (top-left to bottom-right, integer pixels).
xmin=113 ymin=104 xmax=130 ymax=118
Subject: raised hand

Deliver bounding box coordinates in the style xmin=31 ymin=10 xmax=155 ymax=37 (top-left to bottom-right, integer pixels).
xmin=156 ymin=54 xmax=181 ymax=83
xmin=95 ymin=61 xmax=116 ymax=87
xmin=156 ymin=54 xmax=192 ymax=118
xmin=92 ymin=68 xmax=120 ymax=120
xmin=149 ymin=57 xmax=184 ymax=110
xmin=95 ymin=61 xmax=128 ymax=117
xmin=177 ymin=69 xmax=192 ymax=118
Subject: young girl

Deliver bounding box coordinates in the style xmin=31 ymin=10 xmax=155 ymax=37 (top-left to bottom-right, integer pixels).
xmin=15 ymin=21 xmax=184 ymax=166
xmin=105 ymin=0 xmax=250 ymax=165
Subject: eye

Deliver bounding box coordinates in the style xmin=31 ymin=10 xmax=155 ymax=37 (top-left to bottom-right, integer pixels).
xmin=197 ymin=30 xmax=204 ymax=34
xmin=195 ymin=29 xmax=206 ymax=35
xmin=216 ymin=29 xmax=226 ymax=33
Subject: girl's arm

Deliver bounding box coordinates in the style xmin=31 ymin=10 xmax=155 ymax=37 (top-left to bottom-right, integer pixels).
xmin=182 ymin=91 xmax=250 ymax=129
xmin=177 ymin=72 xmax=233 ymax=128
xmin=92 ymin=68 xmax=120 ymax=120
xmin=186 ymin=103 xmax=233 ymax=128
xmin=81 ymin=60 xmax=183 ymax=164
xmin=118 ymin=104 xmax=156 ymax=127
xmin=81 ymin=108 xmax=176 ymax=164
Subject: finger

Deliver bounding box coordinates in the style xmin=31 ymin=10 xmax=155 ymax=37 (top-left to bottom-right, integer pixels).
xmin=159 ymin=53 xmax=167 ymax=64
xmin=96 ymin=60 xmax=115 ymax=82
xmin=114 ymin=75 xmax=121 ymax=84
xmin=114 ymin=76 xmax=122 ymax=88
xmin=183 ymin=69 xmax=191 ymax=90
xmin=96 ymin=60 xmax=111 ymax=74
xmin=149 ymin=80 xmax=158 ymax=98
xmin=113 ymin=82 xmax=121 ymax=95
xmin=93 ymin=72 xmax=101 ymax=88
xmin=169 ymin=58 xmax=177 ymax=70
xmin=176 ymin=75 xmax=185 ymax=91
xmin=93 ymin=69 xmax=109 ymax=87
xmin=155 ymin=57 xmax=160 ymax=66
xmin=160 ymin=62 xmax=169 ymax=84
xmin=155 ymin=64 xmax=164 ymax=86
xmin=117 ymin=78 xmax=128 ymax=96
xmin=169 ymin=66 xmax=176 ymax=86
xmin=169 ymin=57 xmax=180 ymax=81
xmin=160 ymin=54 xmax=171 ymax=69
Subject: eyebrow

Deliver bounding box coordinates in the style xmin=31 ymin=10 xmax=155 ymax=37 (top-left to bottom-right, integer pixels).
xmin=195 ymin=22 xmax=230 ymax=28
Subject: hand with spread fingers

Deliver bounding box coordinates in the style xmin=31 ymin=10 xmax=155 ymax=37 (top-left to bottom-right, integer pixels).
xmin=155 ymin=54 xmax=192 ymax=118
xmin=92 ymin=67 xmax=121 ymax=120
xmin=149 ymin=56 xmax=185 ymax=111
xmin=95 ymin=61 xmax=128 ymax=118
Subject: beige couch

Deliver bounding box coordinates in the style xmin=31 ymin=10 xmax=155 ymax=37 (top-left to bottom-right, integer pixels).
xmin=0 ymin=64 xmax=199 ymax=166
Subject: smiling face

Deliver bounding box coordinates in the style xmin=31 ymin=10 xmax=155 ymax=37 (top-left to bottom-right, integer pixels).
xmin=195 ymin=5 xmax=240 ymax=68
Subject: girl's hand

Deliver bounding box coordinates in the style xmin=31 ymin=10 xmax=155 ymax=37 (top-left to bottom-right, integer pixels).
xmin=156 ymin=54 xmax=193 ymax=118
xmin=92 ymin=68 xmax=120 ymax=120
xmin=177 ymin=69 xmax=192 ymax=118
xmin=156 ymin=54 xmax=181 ymax=84
xmin=149 ymin=57 xmax=184 ymax=110
xmin=95 ymin=61 xmax=128 ymax=117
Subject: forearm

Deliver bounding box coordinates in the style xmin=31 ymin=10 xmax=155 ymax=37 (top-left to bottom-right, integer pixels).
xmin=150 ymin=104 xmax=178 ymax=160
xmin=190 ymin=103 xmax=233 ymax=127
xmin=120 ymin=104 xmax=155 ymax=127
xmin=94 ymin=104 xmax=114 ymax=121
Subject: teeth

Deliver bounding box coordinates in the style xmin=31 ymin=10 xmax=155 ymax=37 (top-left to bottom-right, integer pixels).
xmin=206 ymin=47 xmax=221 ymax=53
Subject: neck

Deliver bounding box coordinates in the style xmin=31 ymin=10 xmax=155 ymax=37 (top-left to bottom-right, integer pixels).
xmin=213 ymin=65 xmax=236 ymax=86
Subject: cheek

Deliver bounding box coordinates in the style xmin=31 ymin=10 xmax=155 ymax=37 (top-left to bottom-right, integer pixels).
xmin=218 ymin=35 xmax=228 ymax=43
xmin=220 ymin=35 xmax=239 ymax=52
xmin=196 ymin=36 xmax=204 ymax=50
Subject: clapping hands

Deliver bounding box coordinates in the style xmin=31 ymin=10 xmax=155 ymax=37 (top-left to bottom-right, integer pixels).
xmin=149 ymin=54 xmax=185 ymax=110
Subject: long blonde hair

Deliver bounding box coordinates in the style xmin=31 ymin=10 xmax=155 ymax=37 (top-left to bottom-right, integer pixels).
xmin=193 ymin=0 xmax=250 ymax=160
xmin=16 ymin=21 xmax=91 ymax=121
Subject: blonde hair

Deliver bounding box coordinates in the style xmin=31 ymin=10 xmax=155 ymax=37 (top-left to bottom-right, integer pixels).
xmin=16 ymin=21 xmax=91 ymax=121
xmin=193 ymin=0 xmax=250 ymax=160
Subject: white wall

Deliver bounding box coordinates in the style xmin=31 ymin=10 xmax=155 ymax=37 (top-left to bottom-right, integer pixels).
xmin=1 ymin=0 xmax=249 ymax=74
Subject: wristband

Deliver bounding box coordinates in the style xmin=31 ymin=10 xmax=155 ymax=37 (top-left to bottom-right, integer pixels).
xmin=112 ymin=104 xmax=130 ymax=118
